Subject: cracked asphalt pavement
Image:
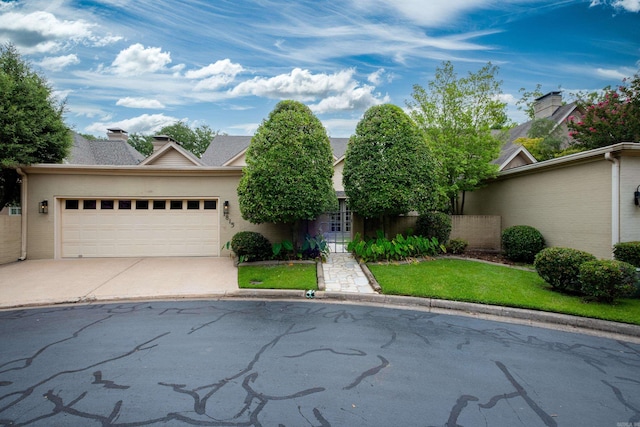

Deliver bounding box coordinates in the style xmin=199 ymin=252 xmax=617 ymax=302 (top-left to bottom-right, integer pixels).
xmin=0 ymin=300 xmax=638 ymax=426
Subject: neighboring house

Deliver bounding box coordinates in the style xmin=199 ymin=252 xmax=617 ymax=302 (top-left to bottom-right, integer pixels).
xmin=464 ymin=92 xmax=640 ymax=259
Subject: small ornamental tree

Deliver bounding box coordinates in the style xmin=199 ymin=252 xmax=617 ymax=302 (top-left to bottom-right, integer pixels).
xmin=407 ymin=61 xmax=506 ymax=214
xmin=567 ymin=71 xmax=640 ymax=149
xmin=238 ymin=100 xmax=337 ymax=244
xmin=343 ymin=104 xmax=437 ymax=236
xmin=0 ymin=43 xmax=71 ymax=207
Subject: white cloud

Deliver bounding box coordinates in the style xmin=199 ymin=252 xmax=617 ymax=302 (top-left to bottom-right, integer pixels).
xmin=596 ymin=67 xmax=635 ymax=80
xmin=321 ymin=118 xmax=360 ymax=138
xmin=85 ymin=113 xmax=182 ymax=135
xmin=186 ymin=59 xmax=245 ymax=90
xmin=110 ymin=44 xmax=173 ymax=76
xmin=231 ymin=68 xmax=356 ymax=101
xmin=116 ymin=97 xmax=166 ymax=109
xmin=0 ymin=10 xmax=96 ymax=53
xmin=310 ymin=85 xmax=390 ymax=114
xmin=367 ymin=68 xmax=386 ymax=85
xmin=37 ymin=54 xmax=80 ymax=71
xmin=613 ymin=0 xmax=640 ymax=12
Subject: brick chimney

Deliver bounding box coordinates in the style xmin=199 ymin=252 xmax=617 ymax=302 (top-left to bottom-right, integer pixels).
xmin=533 ymin=92 xmax=563 ymax=119
xmin=106 ymin=127 xmax=128 ymax=141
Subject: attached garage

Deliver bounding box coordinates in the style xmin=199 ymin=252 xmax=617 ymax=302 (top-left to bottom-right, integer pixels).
xmin=60 ymin=198 xmax=219 ymax=258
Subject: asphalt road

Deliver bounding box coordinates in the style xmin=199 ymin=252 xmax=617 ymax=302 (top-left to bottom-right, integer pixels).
xmin=0 ymin=300 xmax=638 ymax=426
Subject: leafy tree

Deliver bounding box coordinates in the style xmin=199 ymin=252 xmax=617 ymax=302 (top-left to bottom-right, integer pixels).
xmin=515 ymin=118 xmax=568 ymax=161
xmin=238 ymin=100 xmax=337 ymax=243
xmin=127 ymin=122 xmax=216 ymax=158
xmin=516 ymin=84 xmax=544 ymax=120
xmin=79 ymin=133 xmax=98 ymax=141
xmin=407 ymin=61 xmax=506 ymax=214
xmin=343 ymin=104 xmax=437 ymax=236
xmin=0 ymin=43 xmax=71 ymax=208
xmin=128 ymin=133 xmax=154 ymax=157
xmin=567 ymin=71 xmax=640 ymax=149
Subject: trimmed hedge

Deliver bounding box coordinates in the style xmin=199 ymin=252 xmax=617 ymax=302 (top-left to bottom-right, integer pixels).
xmin=415 ymin=212 xmax=452 ymax=244
xmin=502 ymin=225 xmax=545 ymax=263
xmin=579 ymin=259 xmax=636 ymax=303
xmin=534 ymin=247 xmax=596 ymax=293
xmin=230 ymin=231 xmax=272 ymax=261
xmin=613 ymin=241 xmax=640 ymax=267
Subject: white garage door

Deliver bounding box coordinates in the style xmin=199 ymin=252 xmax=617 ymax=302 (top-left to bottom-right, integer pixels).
xmin=60 ymin=199 xmax=219 ymax=258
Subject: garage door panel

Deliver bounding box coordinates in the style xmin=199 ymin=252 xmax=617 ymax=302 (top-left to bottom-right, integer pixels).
xmin=61 ymin=199 xmax=219 ymax=258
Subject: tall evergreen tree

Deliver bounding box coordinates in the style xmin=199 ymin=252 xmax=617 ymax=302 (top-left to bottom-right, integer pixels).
xmin=0 ymin=43 xmax=71 ymax=207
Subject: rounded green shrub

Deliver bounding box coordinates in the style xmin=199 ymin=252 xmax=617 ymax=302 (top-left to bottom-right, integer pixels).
xmin=501 ymin=225 xmax=545 ymax=263
xmin=613 ymin=241 xmax=640 ymax=267
xmin=579 ymin=259 xmax=636 ymax=303
xmin=230 ymin=231 xmax=272 ymax=261
xmin=446 ymin=238 xmax=468 ymax=255
xmin=415 ymin=212 xmax=451 ymax=244
xmin=534 ymin=247 xmax=596 ymax=293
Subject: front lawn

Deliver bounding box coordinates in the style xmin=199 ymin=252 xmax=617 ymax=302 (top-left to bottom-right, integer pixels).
xmin=238 ymin=263 xmax=317 ymax=290
xmin=368 ymin=258 xmax=640 ymax=325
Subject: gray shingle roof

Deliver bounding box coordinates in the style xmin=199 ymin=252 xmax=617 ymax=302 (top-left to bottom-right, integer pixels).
xmin=200 ymin=135 xmax=350 ymax=166
xmin=66 ymin=133 xmax=144 ymax=165
xmin=494 ymin=102 xmax=579 ymax=165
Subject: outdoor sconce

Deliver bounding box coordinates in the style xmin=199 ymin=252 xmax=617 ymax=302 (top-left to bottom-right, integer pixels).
xmin=635 ymin=185 xmax=640 ymax=207
xmin=223 ymin=201 xmax=229 ymax=218
xmin=39 ymin=200 xmax=48 ymax=214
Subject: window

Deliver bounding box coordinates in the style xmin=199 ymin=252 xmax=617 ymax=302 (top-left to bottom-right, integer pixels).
xmin=170 ymin=200 xmax=183 ymax=210
xmin=119 ymin=200 xmax=132 ymax=210
xmin=203 ymin=200 xmax=217 ymax=210
xmin=187 ymin=200 xmax=200 ymax=210
xmin=65 ymin=200 xmax=79 ymax=210
xmin=101 ymin=200 xmax=114 ymax=210
xmin=153 ymin=200 xmax=166 ymax=210
xmin=8 ymin=206 xmax=21 ymax=215
xmin=136 ymin=200 xmax=149 ymax=210
xmin=83 ymin=200 xmax=96 ymax=210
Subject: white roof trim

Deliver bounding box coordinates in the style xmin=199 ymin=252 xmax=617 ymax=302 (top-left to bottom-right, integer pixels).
xmin=139 ymin=141 xmax=203 ymax=166
xmin=499 ymin=145 xmax=537 ymax=170
xmin=222 ymin=147 xmax=248 ymax=166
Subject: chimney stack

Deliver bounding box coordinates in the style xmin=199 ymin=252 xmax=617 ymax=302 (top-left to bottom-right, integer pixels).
xmin=533 ymin=92 xmax=563 ymax=119
xmin=152 ymin=135 xmax=178 ymax=152
xmin=106 ymin=128 xmax=129 ymax=142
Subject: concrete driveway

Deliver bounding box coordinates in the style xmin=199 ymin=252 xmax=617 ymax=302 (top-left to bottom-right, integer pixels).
xmin=0 ymin=257 xmax=238 ymax=309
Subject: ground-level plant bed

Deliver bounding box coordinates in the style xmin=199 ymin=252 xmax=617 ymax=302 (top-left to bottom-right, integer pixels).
xmin=238 ymin=263 xmax=317 ymax=290
xmin=367 ymin=258 xmax=640 ymax=326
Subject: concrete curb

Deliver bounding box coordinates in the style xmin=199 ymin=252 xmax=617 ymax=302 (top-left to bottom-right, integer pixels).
xmin=224 ymin=289 xmax=640 ymax=343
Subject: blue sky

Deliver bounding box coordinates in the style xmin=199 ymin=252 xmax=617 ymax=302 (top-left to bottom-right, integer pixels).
xmin=1 ymin=0 xmax=639 ymax=138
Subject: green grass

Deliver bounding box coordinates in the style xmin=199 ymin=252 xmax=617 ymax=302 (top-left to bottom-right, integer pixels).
xmin=238 ymin=264 xmax=317 ymax=290
xmin=368 ymin=258 xmax=640 ymax=325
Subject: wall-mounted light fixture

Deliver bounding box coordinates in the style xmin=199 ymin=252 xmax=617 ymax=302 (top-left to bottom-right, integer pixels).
xmin=39 ymin=200 xmax=48 ymax=214
xmin=635 ymin=186 xmax=640 ymax=207
xmin=223 ymin=201 xmax=229 ymax=219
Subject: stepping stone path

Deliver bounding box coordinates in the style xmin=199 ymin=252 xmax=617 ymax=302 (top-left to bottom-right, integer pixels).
xmin=322 ymin=253 xmax=374 ymax=293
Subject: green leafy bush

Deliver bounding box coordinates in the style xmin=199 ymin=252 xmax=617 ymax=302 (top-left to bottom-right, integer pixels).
xmin=348 ymin=231 xmax=442 ymax=262
xmin=613 ymin=241 xmax=640 ymax=267
xmin=415 ymin=212 xmax=452 ymax=244
xmin=231 ymin=231 xmax=272 ymax=262
xmin=579 ymin=259 xmax=636 ymax=303
xmin=446 ymin=238 xmax=468 ymax=255
xmin=502 ymin=225 xmax=545 ymax=263
xmin=534 ymin=247 xmax=596 ymax=293
xmin=301 ymin=234 xmax=330 ymax=261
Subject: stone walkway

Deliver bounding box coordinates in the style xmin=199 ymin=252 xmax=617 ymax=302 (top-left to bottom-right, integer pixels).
xmin=322 ymin=253 xmax=375 ymax=293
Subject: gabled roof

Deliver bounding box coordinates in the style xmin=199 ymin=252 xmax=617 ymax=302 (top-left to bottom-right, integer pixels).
xmin=200 ymin=135 xmax=350 ymax=166
xmin=139 ymin=140 xmax=203 ymax=166
xmin=66 ymin=133 xmax=144 ymax=165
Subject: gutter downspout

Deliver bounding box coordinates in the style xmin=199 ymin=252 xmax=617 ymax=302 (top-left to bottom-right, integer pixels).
xmin=605 ymin=152 xmax=619 ymax=258
xmin=16 ymin=168 xmax=27 ymax=260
